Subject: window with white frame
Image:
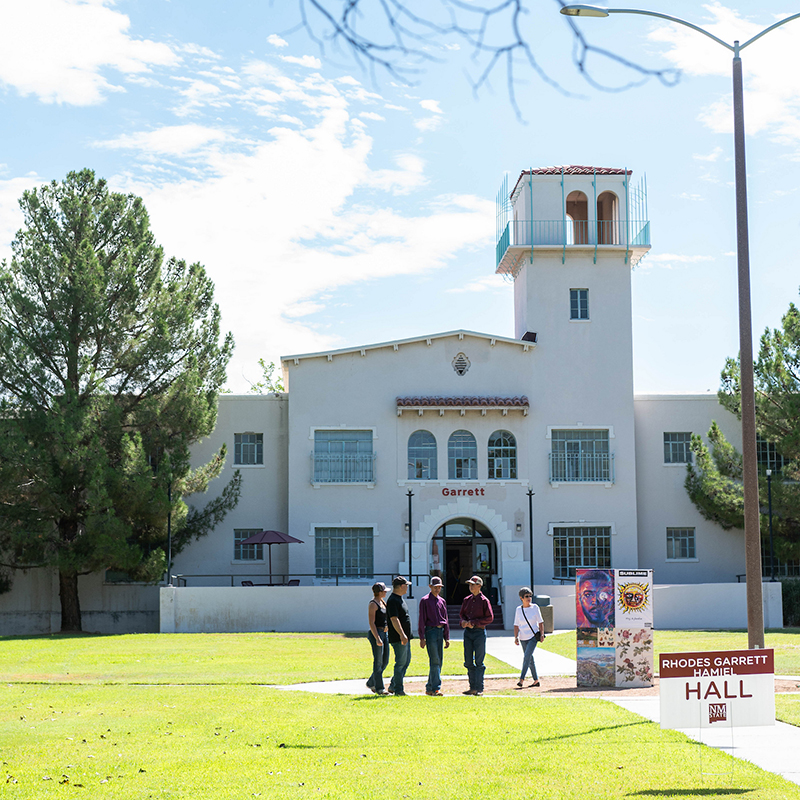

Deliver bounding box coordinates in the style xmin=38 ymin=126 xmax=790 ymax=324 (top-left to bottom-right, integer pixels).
xmin=408 ymin=430 xmax=437 ymax=480
xmin=550 ymin=429 xmax=612 ymax=483
xmin=234 ymin=528 xmax=263 ymax=561
xmin=448 ymin=430 xmax=478 ymax=480
xmin=315 ymin=527 xmax=373 ymax=577
xmin=663 ymin=432 xmax=692 ymax=464
xmin=570 ymin=288 xmax=589 ymax=320
xmin=235 ymin=433 xmax=263 ymax=465
xmin=313 ymin=430 xmax=374 ymax=483
xmin=488 ymin=430 xmax=517 ymax=479
xmin=552 ymin=526 xmax=611 ymax=579
xmin=666 ymin=527 xmax=695 ymax=560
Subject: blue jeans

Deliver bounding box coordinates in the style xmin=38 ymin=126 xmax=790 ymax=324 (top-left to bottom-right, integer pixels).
xmin=366 ymin=630 xmax=389 ymax=692
xmin=520 ymin=635 xmax=539 ymax=681
xmin=424 ymin=627 xmax=445 ymax=692
xmin=463 ymin=627 xmax=486 ymax=692
xmin=389 ymin=641 xmax=411 ymax=695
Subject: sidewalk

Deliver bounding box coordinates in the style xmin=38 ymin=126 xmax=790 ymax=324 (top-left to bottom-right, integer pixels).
xmin=278 ymin=632 xmax=800 ymax=787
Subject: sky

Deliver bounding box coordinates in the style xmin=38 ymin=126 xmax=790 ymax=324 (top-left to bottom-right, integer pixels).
xmin=1 ymin=0 xmax=799 ymax=394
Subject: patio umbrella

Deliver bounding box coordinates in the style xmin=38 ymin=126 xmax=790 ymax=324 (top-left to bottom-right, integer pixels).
xmin=240 ymin=530 xmax=304 ymax=584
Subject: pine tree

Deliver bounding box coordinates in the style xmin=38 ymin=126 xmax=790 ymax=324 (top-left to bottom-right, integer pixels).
xmin=686 ymin=297 xmax=800 ymax=566
xmin=0 ymin=170 xmax=240 ymax=631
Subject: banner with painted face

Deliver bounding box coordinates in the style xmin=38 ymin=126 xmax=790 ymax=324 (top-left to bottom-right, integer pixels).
xmin=575 ymin=568 xmax=615 ymax=629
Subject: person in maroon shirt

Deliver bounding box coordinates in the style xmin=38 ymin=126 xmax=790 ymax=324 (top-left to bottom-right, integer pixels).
xmin=459 ymin=575 xmax=493 ymax=695
xmin=418 ymin=576 xmax=450 ymax=696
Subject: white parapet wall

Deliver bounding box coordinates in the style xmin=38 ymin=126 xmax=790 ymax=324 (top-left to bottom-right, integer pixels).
xmin=160 ymin=585 xmax=421 ymax=634
xmin=162 ymin=581 xmax=782 ymax=633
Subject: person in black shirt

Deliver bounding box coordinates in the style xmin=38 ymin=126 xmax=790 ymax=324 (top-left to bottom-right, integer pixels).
xmin=386 ymin=576 xmax=413 ymax=696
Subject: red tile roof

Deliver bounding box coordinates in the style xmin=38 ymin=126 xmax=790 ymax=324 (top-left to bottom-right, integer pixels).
xmin=397 ymin=396 xmax=529 ymax=407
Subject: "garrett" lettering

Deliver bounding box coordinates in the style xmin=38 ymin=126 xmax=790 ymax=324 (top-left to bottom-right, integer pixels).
xmin=442 ymin=488 xmax=486 ymax=497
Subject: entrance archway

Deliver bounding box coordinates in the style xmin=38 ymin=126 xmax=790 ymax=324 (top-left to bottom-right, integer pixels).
xmin=430 ymin=518 xmax=498 ymax=606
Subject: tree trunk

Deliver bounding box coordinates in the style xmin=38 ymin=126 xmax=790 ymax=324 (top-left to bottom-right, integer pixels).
xmin=59 ymin=570 xmax=82 ymax=632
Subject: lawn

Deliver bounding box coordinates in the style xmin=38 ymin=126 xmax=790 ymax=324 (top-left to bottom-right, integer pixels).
xmin=1 ymin=633 xmax=800 ymax=799
xmin=0 ymin=632 xmax=510 ymax=685
xmin=3 ymin=682 xmax=799 ymax=799
xmin=541 ymin=628 xmax=800 ymax=675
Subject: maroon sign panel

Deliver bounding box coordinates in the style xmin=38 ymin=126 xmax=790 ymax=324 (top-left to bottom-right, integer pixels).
xmin=660 ymin=649 xmax=774 ymax=679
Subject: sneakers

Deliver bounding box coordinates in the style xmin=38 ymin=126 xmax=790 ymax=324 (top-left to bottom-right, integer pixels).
xmin=425 ymin=690 xmax=443 ymax=696
xmin=462 ymin=689 xmax=477 ymax=695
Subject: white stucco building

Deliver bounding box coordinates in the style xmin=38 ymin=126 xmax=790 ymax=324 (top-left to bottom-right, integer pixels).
xmin=3 ymin=165 xmax=783 ymax=635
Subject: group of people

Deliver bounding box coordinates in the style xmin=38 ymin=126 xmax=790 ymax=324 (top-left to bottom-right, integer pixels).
xmin=366 ymin=575 xmax=546 ymax=696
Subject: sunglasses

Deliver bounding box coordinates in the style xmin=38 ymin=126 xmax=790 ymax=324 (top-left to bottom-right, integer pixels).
xmin=523 ymin=594 xmax=533 ymax=598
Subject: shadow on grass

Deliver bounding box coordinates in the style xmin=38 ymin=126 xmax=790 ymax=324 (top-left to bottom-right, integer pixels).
xmin=628 ymin=791 xmax=755 ymax=797
xmin=529 ymin=720 xmax=650 ymax=742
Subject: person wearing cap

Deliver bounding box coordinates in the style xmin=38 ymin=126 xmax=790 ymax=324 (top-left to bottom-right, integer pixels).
xmin=418 ymin=575 xmax=450 ymax=696
xmin=386 ymin=576 xmax=413 ymax=696
xmin=459 ymin=576 xmax=494 ymax=695
xmin=366 ymin=582 xmax=390 ymax=695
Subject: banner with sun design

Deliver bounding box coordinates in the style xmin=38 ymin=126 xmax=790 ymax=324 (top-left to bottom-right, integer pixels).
xmin=615 ymin=569 xmax=653 ymax=627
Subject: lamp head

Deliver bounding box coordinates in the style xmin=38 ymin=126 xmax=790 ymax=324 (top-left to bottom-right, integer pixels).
xmin=560 ymin=5 xmax=610 ymax=16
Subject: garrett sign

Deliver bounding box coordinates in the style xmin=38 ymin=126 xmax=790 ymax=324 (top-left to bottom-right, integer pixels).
xmin=659 ymin=648 xmax=775 ymax=729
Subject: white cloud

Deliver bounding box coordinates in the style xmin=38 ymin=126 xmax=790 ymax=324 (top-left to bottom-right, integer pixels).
xmin=447 ymin=276 xmax=506 ymax=293
xmin=0 ymin=174 xmax=44 ymax=260
xmin=644 ymin=253 xmax=715 ymax=270
xmin=678 ymin=192 xmax=704 ymax=201
xmin=280 ymin=55 xmax=323 ymax=69
xmin=267 ymin=34 xmax=289 ymax=48
xmin=420 ymin=99 xmax=443 ymax=114
xmin=95 ymin=124 xmax=231 ymax=156
xmin=414 ymin=117 xmax=443 ymax=132
xmin=106 ymin=67 xmax=491 ymax=390
xmin=693 ymin=146 xmax=724 ymax=162
xmin=359 ymin=112 xmax=386 ymax=122
xmin=0 ymin=0 xmax=178 ymax=105
xmin=650 ymin=4 xmax=800 ymax=150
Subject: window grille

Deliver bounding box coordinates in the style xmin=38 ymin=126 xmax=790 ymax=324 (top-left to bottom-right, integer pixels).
xmin=234 ymin=528 xmax=263 ymax=561
xmin=313 ymin=430 xmax=374 ymax=482
xmin=664 ymin=432 xmax=692 ymax=464
xmin=666 ymin=527 xmax=695 ymax=560
xmin=550 ymin=429 xmax=612 ymax=483
xmin=235 ymin=433 xmax=263 ymax=465
xmin=553 ymin=526 xmax=611 ymax=579
xmin=408 ymin=430 xmax=438 ymax=480
xmin=315 ymin=527 xmax=373 ymax=578
xmin=570 ymin=289 xmax=589 ymax=320
xmin=488 ymin=430 xmax=517 ymax=479
xmin=448 ymin=430 xmax=478 ymax=479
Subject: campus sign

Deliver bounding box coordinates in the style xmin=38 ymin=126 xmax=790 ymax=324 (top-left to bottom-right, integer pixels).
xmin=659 ymin=649 xmax=775 ymax=729
xmin=575 ymin=568 xmax=654 ymax=688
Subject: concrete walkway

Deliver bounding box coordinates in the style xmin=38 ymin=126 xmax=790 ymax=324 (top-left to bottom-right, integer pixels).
xmin=277 ymin=632 xmax=800 ymax=787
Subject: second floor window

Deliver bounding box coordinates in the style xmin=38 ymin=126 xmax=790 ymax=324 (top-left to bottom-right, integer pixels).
xmin=314 ymin=430 xmax=374 ymax=483
xmin=550 ymin=429 xmax=612 ymax=483
xmin=488 ymin=430 xmax=517 ymax=479
xmin=235 ymin=433 xmax=263 ymax=465
xmin=570 ymin=288 xmax=589 ymax=320
xmin=408 ymin=430 xmax=438 ymax=480
xmin=664 ymin=432 xmax=692 ymax=464
xmin=234 ymin=528 xmax=263 ymax=561
xmin=448 ymin=430 xmax=478 ymax=480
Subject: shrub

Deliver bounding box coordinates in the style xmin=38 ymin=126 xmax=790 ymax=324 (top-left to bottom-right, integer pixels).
xmin=780 ymin=578 xmax=800 ymax=627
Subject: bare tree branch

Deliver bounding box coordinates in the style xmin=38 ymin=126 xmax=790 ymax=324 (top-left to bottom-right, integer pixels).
xmin=286 ymin=0 xmax=681 ymax=120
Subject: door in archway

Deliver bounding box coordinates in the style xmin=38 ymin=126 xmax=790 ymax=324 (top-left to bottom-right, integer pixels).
xmin=430 ymin=518 xmax=497 ymax=606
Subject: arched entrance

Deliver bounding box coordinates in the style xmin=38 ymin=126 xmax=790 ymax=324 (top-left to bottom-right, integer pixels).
xmin=430 ymin=517 xmax=498 ymax=606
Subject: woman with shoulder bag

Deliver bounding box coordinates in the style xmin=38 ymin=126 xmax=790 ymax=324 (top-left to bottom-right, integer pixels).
xmin=513 ymin=587 xmax=545 ymax=688
xmin=366 ymin=582 xmax=390 ymax=695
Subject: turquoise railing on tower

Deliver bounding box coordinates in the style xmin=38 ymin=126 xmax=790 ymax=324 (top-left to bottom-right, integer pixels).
xmin=495 ymin=219 xmax=650 ymax=268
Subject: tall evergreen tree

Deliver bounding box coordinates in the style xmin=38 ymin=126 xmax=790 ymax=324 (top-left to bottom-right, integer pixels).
xmin=685 ymin=297 xmax=800 ymax=566
xmin=0 ymin=170 xmax=240 ymax=631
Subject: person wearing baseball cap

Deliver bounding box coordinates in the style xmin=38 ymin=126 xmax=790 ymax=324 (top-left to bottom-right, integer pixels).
xmin=418 ymin=575 xmax=450 ymax=696
xmin=459 ymin=575 xmax=493 ymax=695
xmin=386 ymin=576 xmax=413 ymax=695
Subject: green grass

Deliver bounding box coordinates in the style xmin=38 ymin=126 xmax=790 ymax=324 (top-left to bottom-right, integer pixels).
xmin=0 ymin=633 xmax=509 ymax=685
xmin=542 ymin=628 xmax=800 ymax=675
xmin=2 ymin=683 xmax=798 ymax=799
xmin=776 ymin=694 xmax=800 ymax=727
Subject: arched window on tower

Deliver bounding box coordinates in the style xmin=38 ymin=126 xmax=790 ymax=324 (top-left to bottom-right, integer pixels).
xmin=488 ymin=430 xmax=517 ymax=480
xmin=566 ymin=190 xmax=589 ymax=244
xmin=597 ymin=191 xmax=619 ymax=245
xmin=408 ymin=430 xmax=438 ymax=480
xmin=448 ymin=430 xmax=478 ymax=480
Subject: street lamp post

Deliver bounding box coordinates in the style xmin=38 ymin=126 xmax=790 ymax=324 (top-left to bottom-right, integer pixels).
xmin=766 ymin=469 xmax=775 ymax=582
xmin=527 ymin=489 xmax=535 ymax=591
xmin=561 ymin=5 xmax=800 ymax=650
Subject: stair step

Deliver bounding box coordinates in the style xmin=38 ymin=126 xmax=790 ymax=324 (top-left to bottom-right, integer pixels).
xmin=447 ymin=605 xmax=505 ymax=630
